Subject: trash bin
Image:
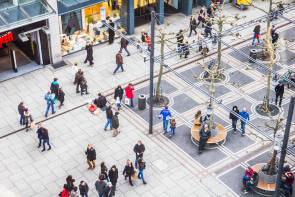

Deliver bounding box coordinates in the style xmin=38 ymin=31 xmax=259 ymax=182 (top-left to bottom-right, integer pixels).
xmin=249 ymin=49 xmax=257 ymax=63
xmin=138 ymin=94 xmax=146 ymax=110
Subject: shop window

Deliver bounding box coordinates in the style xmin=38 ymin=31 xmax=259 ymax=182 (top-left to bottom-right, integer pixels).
xmin=61 ymin=10 xmax=83 ymax=35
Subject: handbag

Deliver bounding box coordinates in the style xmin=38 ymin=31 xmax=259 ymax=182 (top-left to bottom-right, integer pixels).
xmin=132 ymin=171 xmax=137 ymax=179
xmin=124 ymin=98 xmax=130 ymax=105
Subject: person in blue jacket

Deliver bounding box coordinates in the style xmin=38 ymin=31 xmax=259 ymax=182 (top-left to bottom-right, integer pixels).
xmin=239 ymin=107 xmax=250 ymax=136
xmin=44 ymin=91 xmax=55 ymax=117
xmin=158 ymin=106 xmax=172 ymax=134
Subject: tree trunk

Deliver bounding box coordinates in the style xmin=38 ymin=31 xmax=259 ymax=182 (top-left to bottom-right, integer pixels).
xmin=268 ymin=150 xmax=277 ymax=175
xmin=155 ymin=32 xmax=165 ymax=102
xmin=209 ymin=72 xmax=215 ymax=130
xmin=216 ymin=13 xmax=223 ymax=71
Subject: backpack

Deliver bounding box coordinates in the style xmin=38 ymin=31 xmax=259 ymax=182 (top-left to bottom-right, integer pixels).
xmin=50 ymin=83 xmax=58 ymax=93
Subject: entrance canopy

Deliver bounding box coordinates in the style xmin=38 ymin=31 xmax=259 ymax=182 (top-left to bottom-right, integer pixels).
xmin=0 ymin=0 xmax=56 ymax=32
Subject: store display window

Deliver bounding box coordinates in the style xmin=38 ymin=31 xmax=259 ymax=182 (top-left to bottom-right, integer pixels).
xmin=60 ymin=1 xmax=124 ymax=56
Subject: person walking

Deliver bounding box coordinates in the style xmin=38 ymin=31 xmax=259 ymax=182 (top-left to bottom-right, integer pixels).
xmin=239 ymin=107 xmax=250 ymax=136
xmin=125 ymin=83 xmax=134 ymax=108
xmin=104 ymin=106 xmax=113 ymax=131
xmin=252 ymin=25 xmax=261 ymax=45
xmin=80 ymin=74 xmax=89 ymax=95
xmin=50 ymin=78 xmax=59 ymax=103
xmin=133 ymin=140 xmax=145 ymax=169
xmin=137 ymin=158 xmax=147 ymax=185
xmin=61 ymin=184 xmax=70 ymax=197
xmin=119 ymin=36 xmax=131 ymax=56
xmin=79 ymin=181 xmax=89 ymax=197
xmin=179 ymin=38 xmax=189 ymax=59
xmin=94 ymin=93 xmax=107 ymax=109
xmin=114 ymin=85 xmax=123 ymax=110
xmin=41 ymin=127 xmax=51 ymax=151
xmin=108 ymin=19 xmax=115 ymax=44
xmin=84 ymin=41 xmax=94 ymax=66
xmin=189 ymin=15 xmax=197 ymax=37
xmin=113 ymin=51 xmax=124 ymax=74
xmin=108 ymin=165 xmax=118 ymax=197
xmin=36 ymin=123 xmax=43 ymax=148
xmin=275 ymin=81 xmax=284 ymax=107
xmin=24 ymin=108 xmax=33 ymax=132
xmin=44 ymin=90 xmax=55 ymax=117
xmin=57 ymin=87 xmax=65 ymax=108
xmin=112 ymin=112 xmax=120 ymax=137
xmin=18 ymin=102 xmax=25 ymax=125
xmin=85 ymin=144 xmax=96 ymax=169
xmin=204 ymin=20 xmax=212 ymax=38
xmin=158 ymin=106 xmax=172 ymax=134
xmin=100 ymin=162 xmax=109 ymax=182
xmin=74 ymin=69 xmax=83 ymax=93
xmin=169 ymin=118 xmax=176 ymax=138
xmin=197 ymin=8 xmax=206 ymax=28
xmin=229 ymin=106 xmax=239 ymax=133
xmin=199 ymin=124 xmax=211 ymax=154
xmin=176 ymin=30 xmax=184 ymax=49
xmin=95 ymin=175 xmax=107 ymax=197
xmin=123 ymin=159 xmax=134 ymax=186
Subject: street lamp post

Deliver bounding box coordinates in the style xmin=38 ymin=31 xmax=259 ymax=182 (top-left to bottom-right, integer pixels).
xmin=149 ymin=11 xmax=155 ymax=134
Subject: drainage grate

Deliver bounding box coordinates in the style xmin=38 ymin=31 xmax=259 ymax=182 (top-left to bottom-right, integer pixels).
xmin=51 ymin=60 xmax=67 ymax=69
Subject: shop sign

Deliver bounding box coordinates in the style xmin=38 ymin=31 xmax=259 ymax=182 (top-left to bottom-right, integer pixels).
xmin=0 ymin=32 xmax=14 ymax=48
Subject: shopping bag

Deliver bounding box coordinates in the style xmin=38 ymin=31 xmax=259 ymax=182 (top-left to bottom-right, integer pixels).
xmin=88 ymin=104 xmax=97 ymax=112
xmin=124 ymin=98 xmax=130 ymax=105
xmin=30 ymin=121 xmax=35 ymax=129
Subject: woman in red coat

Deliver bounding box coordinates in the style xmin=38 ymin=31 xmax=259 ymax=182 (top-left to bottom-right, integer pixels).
xmin=125 ymin=83 xmax=134 ymax=107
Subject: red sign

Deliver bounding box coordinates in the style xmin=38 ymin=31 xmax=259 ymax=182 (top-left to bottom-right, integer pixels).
xmin=0 ymin=32 xmax=14 ymax=48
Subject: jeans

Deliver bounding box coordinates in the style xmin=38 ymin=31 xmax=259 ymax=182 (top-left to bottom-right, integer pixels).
xmin=104 ymin=118 xmax=113 ymax=130
xmin=170 ymin=128 xmax=175 ymax=135
xmin=135 ymin=154 xmax=143 ymax=168
xmin=119 ymin=47 xmax=131 ymax=56
xmin=275 ymin=94 xmax=283 ymax=106
xmin=130 ymin=98 xmax=134 ymax=107
xmin=98 ymin=193 xmax=103 ymax=197
xmin=163 ymin=120 xmax=169 ymax=133
xmin=20 ymin=115 xmax=25 ymax=125
xmin=232 ymin=119 xmax=237 ymax=131
xmin=81 ymin=194 xmax=88 ymax=197
xmin=81 ymin=87 xmax=88 ymax=95
xmin=245 ymin=181 xmax=252 ymax=191
xmin=189 ymin=28 xmax=197 ymax=37
xmin=42 ymin=139 xmax=51 ymax=150
xmin=241 ymin=121 xmax=246 ymax=134
xmin=117 ymin=103 xmax=121 ymax=110
xmin=252 ymin=33 xmax=260 ymax=45
xmin=138 ymin=170 xmax=145 ymax=183
xmin=45 ymin=103 xmax=55 ymax=116
xmin=113 ymin=64 xmax=124 ymax=73
xmin=38 ymin=138 xmax=42 ymax=147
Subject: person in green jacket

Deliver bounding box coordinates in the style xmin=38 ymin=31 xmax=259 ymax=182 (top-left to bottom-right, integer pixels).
xmin=112 ymin=112 xmax=120 ymax=137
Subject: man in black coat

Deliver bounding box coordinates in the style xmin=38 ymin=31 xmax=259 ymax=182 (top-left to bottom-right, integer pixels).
xmin=104 ymin=106 xmax=113 ymax=131
xmin=85 ymin=144 xmax=96 ymax=169
xmin=57 ymin=87 xmax=65 ymax=108
xmin=18 ymin=102 xmax=25 ymax=125
xmin=133 ymin=140 xmax=145 ymax=169
xmin=41 ymin=128 xmax=51 ymax=152
xmin=108 ymin=165 xmax=118 ymax=196
xmin=84 ymin=42 xmax=94 ymax=66
xmin=108 ymin=19 xmax=115 ymax=44
xmin=114 ymin=85 xmax=123 ymax=101
xmin=94 ymin=93 xmax=107 ymax=109
xmin=275 ymin=81 xmax=284 ymax=107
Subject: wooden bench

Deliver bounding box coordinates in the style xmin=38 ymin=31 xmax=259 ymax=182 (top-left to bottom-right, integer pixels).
xmin=191 ymin=123 xmax=227 ymax=144
xmin=252 ymin=163 xmax=276 ymax=192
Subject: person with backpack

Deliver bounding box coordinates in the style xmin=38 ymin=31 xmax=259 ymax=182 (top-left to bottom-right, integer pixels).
xmin=137 ymin=158 xmax=147 ymax=185
xmin=104 ymin=106 xmax=113 ymax=131
xmin=50 ymin=78 xmax=59 ymax=103
xmin=119 ymin=36 xmax=130 ymax=56
xmin=113 ymin=51 xmax=124 ymax=74
xmin=112 ymin=112 xmax=120 ymax=137
xmin=57 ymin=87 xmax=65 ymax=108
xmin=79 ymin=181 xmax=89 ymax=197
xmin=44 ymin=90 xmax=55 ymax=117
xmin=18 ymin=102 xmax=25 ymax=125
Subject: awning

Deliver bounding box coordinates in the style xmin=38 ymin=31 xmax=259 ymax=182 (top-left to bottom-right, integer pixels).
xmin=0 ymin=0 xmax=56 ymax=33
xmin=58 ymin=0 xmax=107 ymax=15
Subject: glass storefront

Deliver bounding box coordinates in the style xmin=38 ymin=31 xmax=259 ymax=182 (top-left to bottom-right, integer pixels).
xmin=60 ymin=1 xmax=123 ymax=56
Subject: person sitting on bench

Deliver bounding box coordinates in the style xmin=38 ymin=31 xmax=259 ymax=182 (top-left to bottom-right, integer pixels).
xmin=198 ymin=124 xmax=211 ymax=154
xmin=244 ymin=171 xmax=259 ymax=194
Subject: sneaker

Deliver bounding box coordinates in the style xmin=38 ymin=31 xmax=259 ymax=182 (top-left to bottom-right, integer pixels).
xmin=38 ymin=144 xmax=41 ymax=148
xmin=41 ymin=149 xmax=45 ymax=152
xmin=241 ymin=133 xmax=245 ymax=136
xmin=48 ymin=147 xmax=51 ymax=151
xmin=243 ymin=191 xmax=248 ymax=194
xmin=104 ymin=128 xmax=107 ymax=131
xmin=143 ymin=181 xmax=147 ymax=184
xmin=52 ymin=111 xmax=56 ymax=115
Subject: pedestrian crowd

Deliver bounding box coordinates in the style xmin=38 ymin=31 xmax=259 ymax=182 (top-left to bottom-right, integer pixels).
xmin=58 ymin=140 xmax=147 ymax=197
